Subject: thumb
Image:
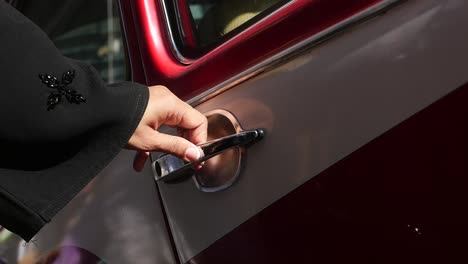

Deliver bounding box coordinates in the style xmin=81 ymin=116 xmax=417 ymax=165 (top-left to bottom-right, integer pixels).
xmin=152 ymin=132 xmax=203 ymax=162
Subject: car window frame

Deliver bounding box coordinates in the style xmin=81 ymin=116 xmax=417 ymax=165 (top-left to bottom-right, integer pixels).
xmin=119 ymin=0 xmax=401 ymax=101
xmin=161 ymin=0 xmax=295 ymax=64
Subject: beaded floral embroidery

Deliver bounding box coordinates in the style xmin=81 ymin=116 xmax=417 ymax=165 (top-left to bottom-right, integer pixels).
xmin=39 ymin=70 xmax=86 ymax=110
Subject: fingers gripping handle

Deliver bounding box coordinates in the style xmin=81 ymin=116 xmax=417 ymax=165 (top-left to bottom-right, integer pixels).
xmin=153 ymin=129 xmax=265 ymax=182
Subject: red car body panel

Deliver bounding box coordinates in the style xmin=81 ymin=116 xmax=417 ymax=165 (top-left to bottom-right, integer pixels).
xmin=7 ymin=1 xmax=468 ymax=263
xmin=119 ymin=0 xmax=384 ymax=99
xmin=118 ymin=0 xmax=468 ymax=263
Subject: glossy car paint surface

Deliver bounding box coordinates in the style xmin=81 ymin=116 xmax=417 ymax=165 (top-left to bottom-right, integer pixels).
xmin=119 ymin=0 xmax=386 ymax=100
xmin=6 ymin=0 xmax=463 ymax=263
xmin=191 ymin=81 xmax=468 ymax=263
xmin=121 ymin=0 xmax=468 ymax=262
xmin=15 ymin=151 xmax=176 ymax=264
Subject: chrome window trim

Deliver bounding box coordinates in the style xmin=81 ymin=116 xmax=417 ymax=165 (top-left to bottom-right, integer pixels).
xmin=187 ymin=0 xmax=405 ymax=106
xmin=160 ymin=0 xmax=296 ymax=65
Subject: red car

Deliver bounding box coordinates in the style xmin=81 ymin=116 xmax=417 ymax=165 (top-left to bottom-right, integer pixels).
xmin=2 ymin=0 xmax=468 ymax=263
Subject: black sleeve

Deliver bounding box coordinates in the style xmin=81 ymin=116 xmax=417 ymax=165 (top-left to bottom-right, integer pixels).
xmin=0 ymin=1 xmax=149 ymax=241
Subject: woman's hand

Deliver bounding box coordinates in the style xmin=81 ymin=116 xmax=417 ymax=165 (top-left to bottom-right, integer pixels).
xmin=127 ymin=85 xmax=208 ymax=171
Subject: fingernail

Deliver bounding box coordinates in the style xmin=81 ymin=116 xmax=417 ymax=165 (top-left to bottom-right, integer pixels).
xmin=184 ymin=146 xmax=200 ymax=162
xmin=198 ymin=147 xmax=205 ymax=158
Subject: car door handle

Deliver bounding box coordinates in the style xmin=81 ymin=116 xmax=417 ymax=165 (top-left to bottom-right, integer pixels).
xmin=153 ymin=128 xmax=265 ymax=182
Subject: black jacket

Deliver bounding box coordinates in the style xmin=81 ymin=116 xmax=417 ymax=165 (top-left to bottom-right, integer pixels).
xmin=0 ymin=1 xmax=149 ymax=241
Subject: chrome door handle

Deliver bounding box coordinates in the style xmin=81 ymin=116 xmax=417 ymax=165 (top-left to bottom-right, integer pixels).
xmin=153 ymin=129 xmax=265 ymax=182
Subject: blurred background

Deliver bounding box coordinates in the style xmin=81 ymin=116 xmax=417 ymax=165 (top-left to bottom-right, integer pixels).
xmin=7 ymin=0 xmax=126 ymax=83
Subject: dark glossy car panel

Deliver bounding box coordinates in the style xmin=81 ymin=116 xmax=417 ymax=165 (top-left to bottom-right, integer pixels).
xmin=190 ymin=81 xmax=468 ymax=263
xmin=2 ymin=0 xmax=468 ymax=263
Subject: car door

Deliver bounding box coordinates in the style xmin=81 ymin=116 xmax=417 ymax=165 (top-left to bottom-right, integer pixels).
xmin=121 ymin=0 xmax=468 ymax=263
xmin=3 ymin=0 xmax=468 ymax=263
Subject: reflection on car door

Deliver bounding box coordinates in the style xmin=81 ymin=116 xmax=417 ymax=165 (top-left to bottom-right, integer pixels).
xmin=123 ymin=0 xmax=468 ymax=263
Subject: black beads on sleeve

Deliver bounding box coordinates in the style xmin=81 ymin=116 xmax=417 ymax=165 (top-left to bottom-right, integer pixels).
xmin=39 ymin=70 xmax=86 ymax=110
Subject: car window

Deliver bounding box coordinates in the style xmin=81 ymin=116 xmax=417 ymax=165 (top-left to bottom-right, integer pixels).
xmin=16 ymin=0 xmax=126 ymax=83
xmin=165 ymin=0 xmax=290 ymax=58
